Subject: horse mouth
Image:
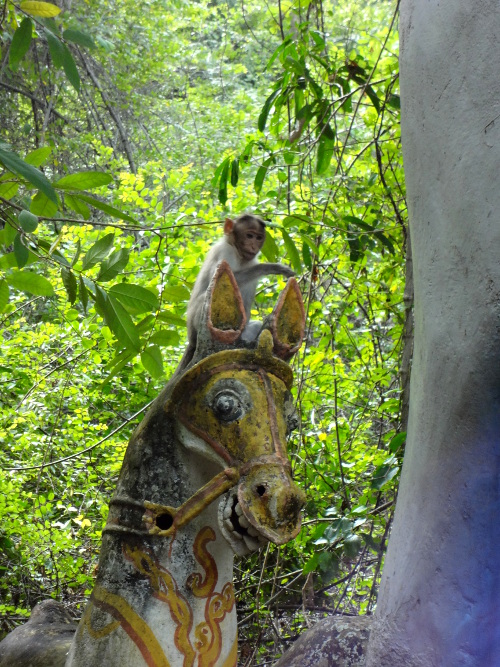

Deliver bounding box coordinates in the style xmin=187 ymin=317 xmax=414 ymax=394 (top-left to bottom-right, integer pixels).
xmin=219 ymin=490 xmax=268 ymax=555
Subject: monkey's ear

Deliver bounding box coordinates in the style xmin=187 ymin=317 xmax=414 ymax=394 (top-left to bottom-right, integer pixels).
xmin=266 ymin=278 xmax=305 ymax=360
xmin=223 ymin=218 xmax=234 ymax=234
xmin=205 ymin=260 xmax=246 ymax=344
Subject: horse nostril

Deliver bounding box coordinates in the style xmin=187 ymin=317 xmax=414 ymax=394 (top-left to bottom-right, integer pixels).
xmin=156 ymin=512 xmax=174 ymax=531
xmin=256 ymin=485 xmax=267 ymax=497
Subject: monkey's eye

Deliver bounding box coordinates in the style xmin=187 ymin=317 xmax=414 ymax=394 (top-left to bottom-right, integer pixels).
xmin=212 ymin=391 xmax=243 ymax=423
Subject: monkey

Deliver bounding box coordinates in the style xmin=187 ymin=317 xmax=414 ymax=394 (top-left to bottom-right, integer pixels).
xmin=186 ymin=213 xmax=295 ymax=351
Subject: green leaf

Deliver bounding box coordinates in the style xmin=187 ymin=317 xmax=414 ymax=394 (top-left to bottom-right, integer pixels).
xmin=281 ymin=230 xmax=302 ymax=272
xmin=374 ymin=231 xmax=396 ymax=254
xmin=71 ymin=240 xmax=81 ymax=267
xmin=0 ymin=182 xmax=19 ymax=199
xmin=96 ymin=248 xmax=129 ymax=282
xmin=45 ymin=29 xmax=65 ymax=68
xmin=389 ymin=431 xmax=407 ymax=453
xmin=162 ymin=284 xmax=190 ymax=303
xmin=64 ymin=193 xmax=90 ymax=219
xmin=54 ymin=171 xmax=112 ymax=191
xmin=157 ymin=311 xmax=186 ymax=327
xmin=261 ymin=227 xmax=279 ymax=262
xmin=0 ymin=253 xmax=18 ymax=270
xmin=7 ymin=270 xmax=54 ymax=296
xmin=61 ymin=268 xmax=77 ymax=304
xmin=13 ymin=234 xmax=29 ymax=268
xmin=0 ymin=145 xmax=57 ymax=203
xmin=387 ymin=93 xmax=401 ymax=110
xmin=149 ymin=329 xmax=180 ymax=347
xmin=211 ymin=156 xmax=229 ymax=189
xmin=63 ymin=28 xmax=95 ymax=49
xmin=316 ymin=129 xmax=335 ymax=175
xmin=3 ymin=222 xmax=18 ymax=247
xmin=371 ymin=461 xmax=400 ymax=490
xmin=108 ymin=283 xmax=159 ymax=313
xmin=218 ymin=158 xmax=230 ymax=205
xmin=258 ymin=88 xmax=281 ymax=133
xmin=0 ymin=279 xmax=9 ymax=312
xmin=30 ymin=191 xmax=59 ymax=217
xmin=9 ymin=18 xmax=32 ymax=70
xmin=20 ymin=1 xmax=61 ymax=17
xmin=140 ymin=345 xmax=163 ymax=378
xmin=364 ymin=84 xmax=380 ymax=113
xmin=75 ymin=194 xmax=136 ymax=223
xmin=302 ymin=241 xmax=312 ymax=269
xmin=230 ymin=158 xmax=239 ymax=187
xmin=61 ymin=42 xmax=80 ymax=91
xmin=310 ymin=30 xmax=326 ymax=50
xmin=79 ymin=275 xmax=88 ymax=312
xmin=18 ymin=210 xmax=38 ymax=233
xmin=254 ymin=164 xmax=268 ymax=195
xmin=24 ymin=146 xmax=52 ymax=167
xmin=95 ymin=286 xmax=140 ymax=352
xmin=81 ymin=233 xmax=114 ymax=270
xmin=343 ymin=215 xmax=374 ymax=232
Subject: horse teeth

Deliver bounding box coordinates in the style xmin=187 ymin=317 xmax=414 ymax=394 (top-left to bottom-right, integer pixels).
xmin=247 ymin=526 xmax=258 ymax=537
xmin=223 ymin=504 xmax=232 ymax=519
xmin=243 ymin=535 xmax=259 ymax=551
xmin=235 ymin=503 xmax=243 ymax=516
xmin=224 ymin=518 xmax=234 ymax=532
xmin=238 ymin=514 xmax=250 ymax=529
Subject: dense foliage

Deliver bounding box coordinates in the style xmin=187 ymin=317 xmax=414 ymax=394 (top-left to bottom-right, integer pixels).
xmin=0 ymin=0 xmax=406 ymax=663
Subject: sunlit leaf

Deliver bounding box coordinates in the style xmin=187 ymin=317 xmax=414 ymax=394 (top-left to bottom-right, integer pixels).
xmin=81 ymin=233 xmax=114 ymax=270
xmin=30 ymin=191 xmax=58 ymax=217
xmin=96 ymin=248 xmax=130 ymax=282
xmin=7 ymin=270 xmax=54 ymax=296
xmin=95 ymin=286 xmax=140 ymax=352
xmin=0 ymin=279 xmax=9 ymax=311
xmin=141 ymin=345 xmax=163 ymax=378
xmin=54 ymin=172 xmax=112 ymax=191
xmin=20 ymin=1 xmax=61 ymax=17
xmin=64 ymin=194 xmax=91 ymax=219
xmin=24 ymin=146 xmax=52 ymax=167
xmin=108 ymin=283 xmax=159 ymax=313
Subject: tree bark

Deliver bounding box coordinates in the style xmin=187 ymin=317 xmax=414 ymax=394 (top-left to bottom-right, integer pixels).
xmin=365 ymin=1 xmax=500 ymax=665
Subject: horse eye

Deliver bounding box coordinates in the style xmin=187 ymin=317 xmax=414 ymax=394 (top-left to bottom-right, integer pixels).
xmin=212 ymin=392 xmax=243 ymax=422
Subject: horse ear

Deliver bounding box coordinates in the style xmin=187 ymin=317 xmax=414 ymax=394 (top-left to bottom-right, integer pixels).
xmin=266 ymin=278 xmax=305 ymax=360
xmin=204 ymin=260 xmax=246 ymax=344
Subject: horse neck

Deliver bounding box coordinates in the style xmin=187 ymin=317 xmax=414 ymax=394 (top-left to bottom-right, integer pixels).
xmin=66 ymin=403 xmax=238 ymax=667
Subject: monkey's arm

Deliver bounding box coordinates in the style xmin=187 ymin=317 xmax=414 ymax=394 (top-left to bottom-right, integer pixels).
xmin=233 ymin=263 xmax=295 ymax=281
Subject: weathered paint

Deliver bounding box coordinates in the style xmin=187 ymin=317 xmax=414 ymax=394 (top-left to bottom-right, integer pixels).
xmin=63 ymin=264 xmax=306 ymax=667
xmin=0 ymin=262 xmax=306 ymax=667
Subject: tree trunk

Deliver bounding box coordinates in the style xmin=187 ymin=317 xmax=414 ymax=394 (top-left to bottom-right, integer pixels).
xmin=365 ymin=1 xmax=500 ymax=665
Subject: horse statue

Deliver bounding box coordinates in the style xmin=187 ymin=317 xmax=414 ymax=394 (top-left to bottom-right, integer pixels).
xmin=0 ymin=261 xmax=306 ymax=667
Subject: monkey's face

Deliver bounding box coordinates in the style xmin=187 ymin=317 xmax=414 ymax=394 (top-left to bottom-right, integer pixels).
xmin=235 ymin=222 xmax=265 ymax=261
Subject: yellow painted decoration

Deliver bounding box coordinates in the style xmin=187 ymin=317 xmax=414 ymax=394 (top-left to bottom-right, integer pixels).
xmin=90 ymin=585 xmax=171 ymax=667
xmin=123 ymin=543 xmax=196 ymax=666
xmin=118 ymin=528 xmax=235 ymax=667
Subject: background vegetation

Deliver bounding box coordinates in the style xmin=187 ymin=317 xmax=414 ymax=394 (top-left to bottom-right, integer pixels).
xmin=0 ymin=0 xmax=406 ymax=663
